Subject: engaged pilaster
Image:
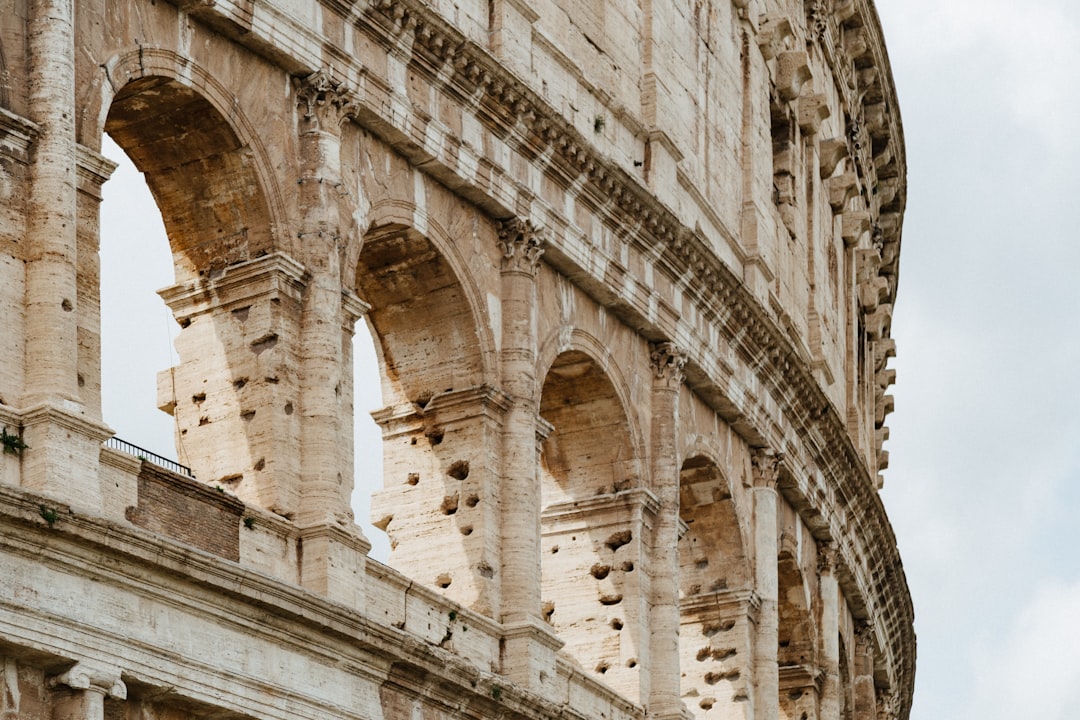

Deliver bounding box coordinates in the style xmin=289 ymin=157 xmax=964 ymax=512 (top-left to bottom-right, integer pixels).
xmin=818 ymin=542 xmax=841 ymax=720
xmin=853 ymin=625 xmax=877 ymax=720
xmin=293 ymin=69 xmax=364 ymax=529
xmin=647 ymin=340 xmax=687 ymax=719
xmin=497 ymin=217 xmax=560 ymax=691
xmin=18 ymin=0 xmax=112 ymax=513
xmin=50 ymin=663 xmax=125 ymax=720
xmin=750 ymin=449 xmax=781 ymax=720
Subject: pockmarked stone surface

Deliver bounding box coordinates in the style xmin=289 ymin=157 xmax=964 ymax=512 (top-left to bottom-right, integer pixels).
xmin=0 ymin=0 xmax=914 ymax=718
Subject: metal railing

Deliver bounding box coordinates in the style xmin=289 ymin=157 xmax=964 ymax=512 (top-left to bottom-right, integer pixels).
xmin=103 ymin=436 xmax=195 ymax=478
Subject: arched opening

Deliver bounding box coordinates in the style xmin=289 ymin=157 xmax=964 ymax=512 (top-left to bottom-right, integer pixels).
xmin=101 ymin=74 xmax=288 ymax=514
xmin=98 ymin=135 xmax=178 ymax=457
xmin=839 ymin=633 xmax=853 ymax=720
xmin=351 ymin=322 xmax=388 ymax=562
xmin=359 ymin=222 xmax=495 ymax=613
xmin=777 ymin=550 xmax=819 ymax=720
xmin=539 ymin=349 xmax=645 ymax=699
xmin=676 ymin=455 xmax=752 ymax=719
xmin=105 ymin=76 xmax=274 ymax=280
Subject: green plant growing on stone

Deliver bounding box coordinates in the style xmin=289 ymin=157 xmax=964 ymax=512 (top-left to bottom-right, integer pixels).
xmin=1 ymin=427 xmax=28 ymax=455
xmin=243 ymin=517 xmax=256 ymax=530
xmin=39 ymin=505 xmax=58 ymax=526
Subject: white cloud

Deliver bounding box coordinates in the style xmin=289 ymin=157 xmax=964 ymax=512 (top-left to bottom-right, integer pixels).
xmin=970 ymin=578 xmax=1080 ymax=719
xmin=878 ymin=0 xmax=1080 ymax=150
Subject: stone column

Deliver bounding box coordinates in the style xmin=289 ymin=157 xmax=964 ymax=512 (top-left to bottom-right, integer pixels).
xmin=647 ymin=341 xmax=686 ymax=719
xmin=23 ymin=0 xmax=77 ymax=406
xmin=293 ymin=69 xmax=362 ymax=529
xmin=853 ymin=625 xmax=877 ymax=720
xmin=751 ymin=449 xmax=781 ymax=720
xmin=49 ymin=663 xmax=126 ymax=720
xmin=818 ymin=543 xmax=841 ymax=720
xmin=20 ymin=0 xmax=111 ymax=512
xmin=497 ymin=217 xmax=560 ymax=692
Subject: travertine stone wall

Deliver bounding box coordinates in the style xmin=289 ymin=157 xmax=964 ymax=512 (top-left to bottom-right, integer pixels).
xmin=0 ymin=0 xmax=913 ymax=719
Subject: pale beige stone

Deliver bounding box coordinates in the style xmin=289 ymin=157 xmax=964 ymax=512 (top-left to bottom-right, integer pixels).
xmin=0 ymin=0 xmax=914 ymax=719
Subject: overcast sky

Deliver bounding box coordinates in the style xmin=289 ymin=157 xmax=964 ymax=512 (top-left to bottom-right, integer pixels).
xmin=97 ymin=2 xmax=1080 ymax=717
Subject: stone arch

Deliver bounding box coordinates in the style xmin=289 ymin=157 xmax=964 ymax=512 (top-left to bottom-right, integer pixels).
xmin=677 ymin=453 xmax=750 ymax=596
xmin=99 ymin=50 xmax=283 ymax=280
xmin=360 ymin=202 xmax=499 ymax=614
xmin=839 ymin=633 xmax=853 ymax=720
xmin=537 ymin=335 xmax=648 ymax=700
xmin=676 ymin=453 xmax=753 ymax=719
xmin=536 ymin=327 xmax=646 ymax=476
xmin=91 ymin=52 xmax=298 ymax=514
xmin=357 ymin=199 xmax=495 ymax=408
xmin=777 ymin=545 xmax=820 ymax=720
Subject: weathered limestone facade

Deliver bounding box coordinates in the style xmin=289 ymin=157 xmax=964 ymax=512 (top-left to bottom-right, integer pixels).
xmin=0 ymin=0 xmax=914 ymax=718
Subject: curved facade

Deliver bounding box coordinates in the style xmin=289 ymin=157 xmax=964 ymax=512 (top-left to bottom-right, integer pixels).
xmin=0 ymin=1 xmax=913 ymax=719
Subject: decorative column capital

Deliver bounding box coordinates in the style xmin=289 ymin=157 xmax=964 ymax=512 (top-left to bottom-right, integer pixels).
xmin=497 ymin=217 xmax=544 ymax=275
xmin=750 ymin=449 xmax=783 ymax=490
xmin=294 ymin=68 xmax=356 ymax=133
xmin=854 ymin=622 xmax=876 ymax=655
xmin=649 ymin=341 xmax=687 ymax=388
xmin=50 ymin=662 xmax=127 ymax=699
xmin=817 ymin=541 xmax=838 ymax=575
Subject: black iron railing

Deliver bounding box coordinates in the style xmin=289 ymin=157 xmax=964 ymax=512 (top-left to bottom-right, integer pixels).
xmin=103 ymin=436 xmax=194 ymax=478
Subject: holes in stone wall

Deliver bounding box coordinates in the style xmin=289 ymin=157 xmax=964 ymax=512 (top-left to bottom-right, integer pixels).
xmin=435 ymin=573 xmax=452 ymax=589
xmin=594 ymin=661 xmax=609 ymax=674
xmin=605 ymin=530 xmax=632 ymax=551
xmin=464 ymin=494 xmax=479 ymax=507
xmin=542 ymin=601 xmax=555 ymax=623
xmin=699 ymin=697 xmax=715 ymax=710
xmin=406 ymin=472 xmax=420 ymax=485
xmin=626 ymin=658 xmax=637 ymax=668
xmin=619 ymin=561 xmax=634 ymax=572
xmin=447 ymin=460 xmax=469 ymax=480
xmin=610 ymin=618 xmax=623 ymax=631
xmin=598 ymin=594 xmax=623 ymax=606
xmin=241 ymin=410 xmax=255 ymax=421
xmin=459 ymin=524 xmax=473 ymax=536
xmin=697 ymin=645 xmax=737 ymax=662
xmin=591 ymin=564 xmax=611 ymax=580
xmin=704 ymin=669 xmax=739 ymax=684
xmin=426 ymin=428 xmax=445 ymax=445
xmin=441 ymin=493 xmax=459 ymax=515
xmin=249 ymin=333 xmax=278 ymax=355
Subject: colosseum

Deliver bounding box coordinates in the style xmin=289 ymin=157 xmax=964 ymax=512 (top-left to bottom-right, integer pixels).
xmin=0 ymin=0 xmax=913 ymax=718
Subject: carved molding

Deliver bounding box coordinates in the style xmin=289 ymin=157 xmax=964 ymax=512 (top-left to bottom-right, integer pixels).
xmin=497 ymin=218 xmax=544 ymax=275
xmin=649 ymin=341 xmax=687 ymax=388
